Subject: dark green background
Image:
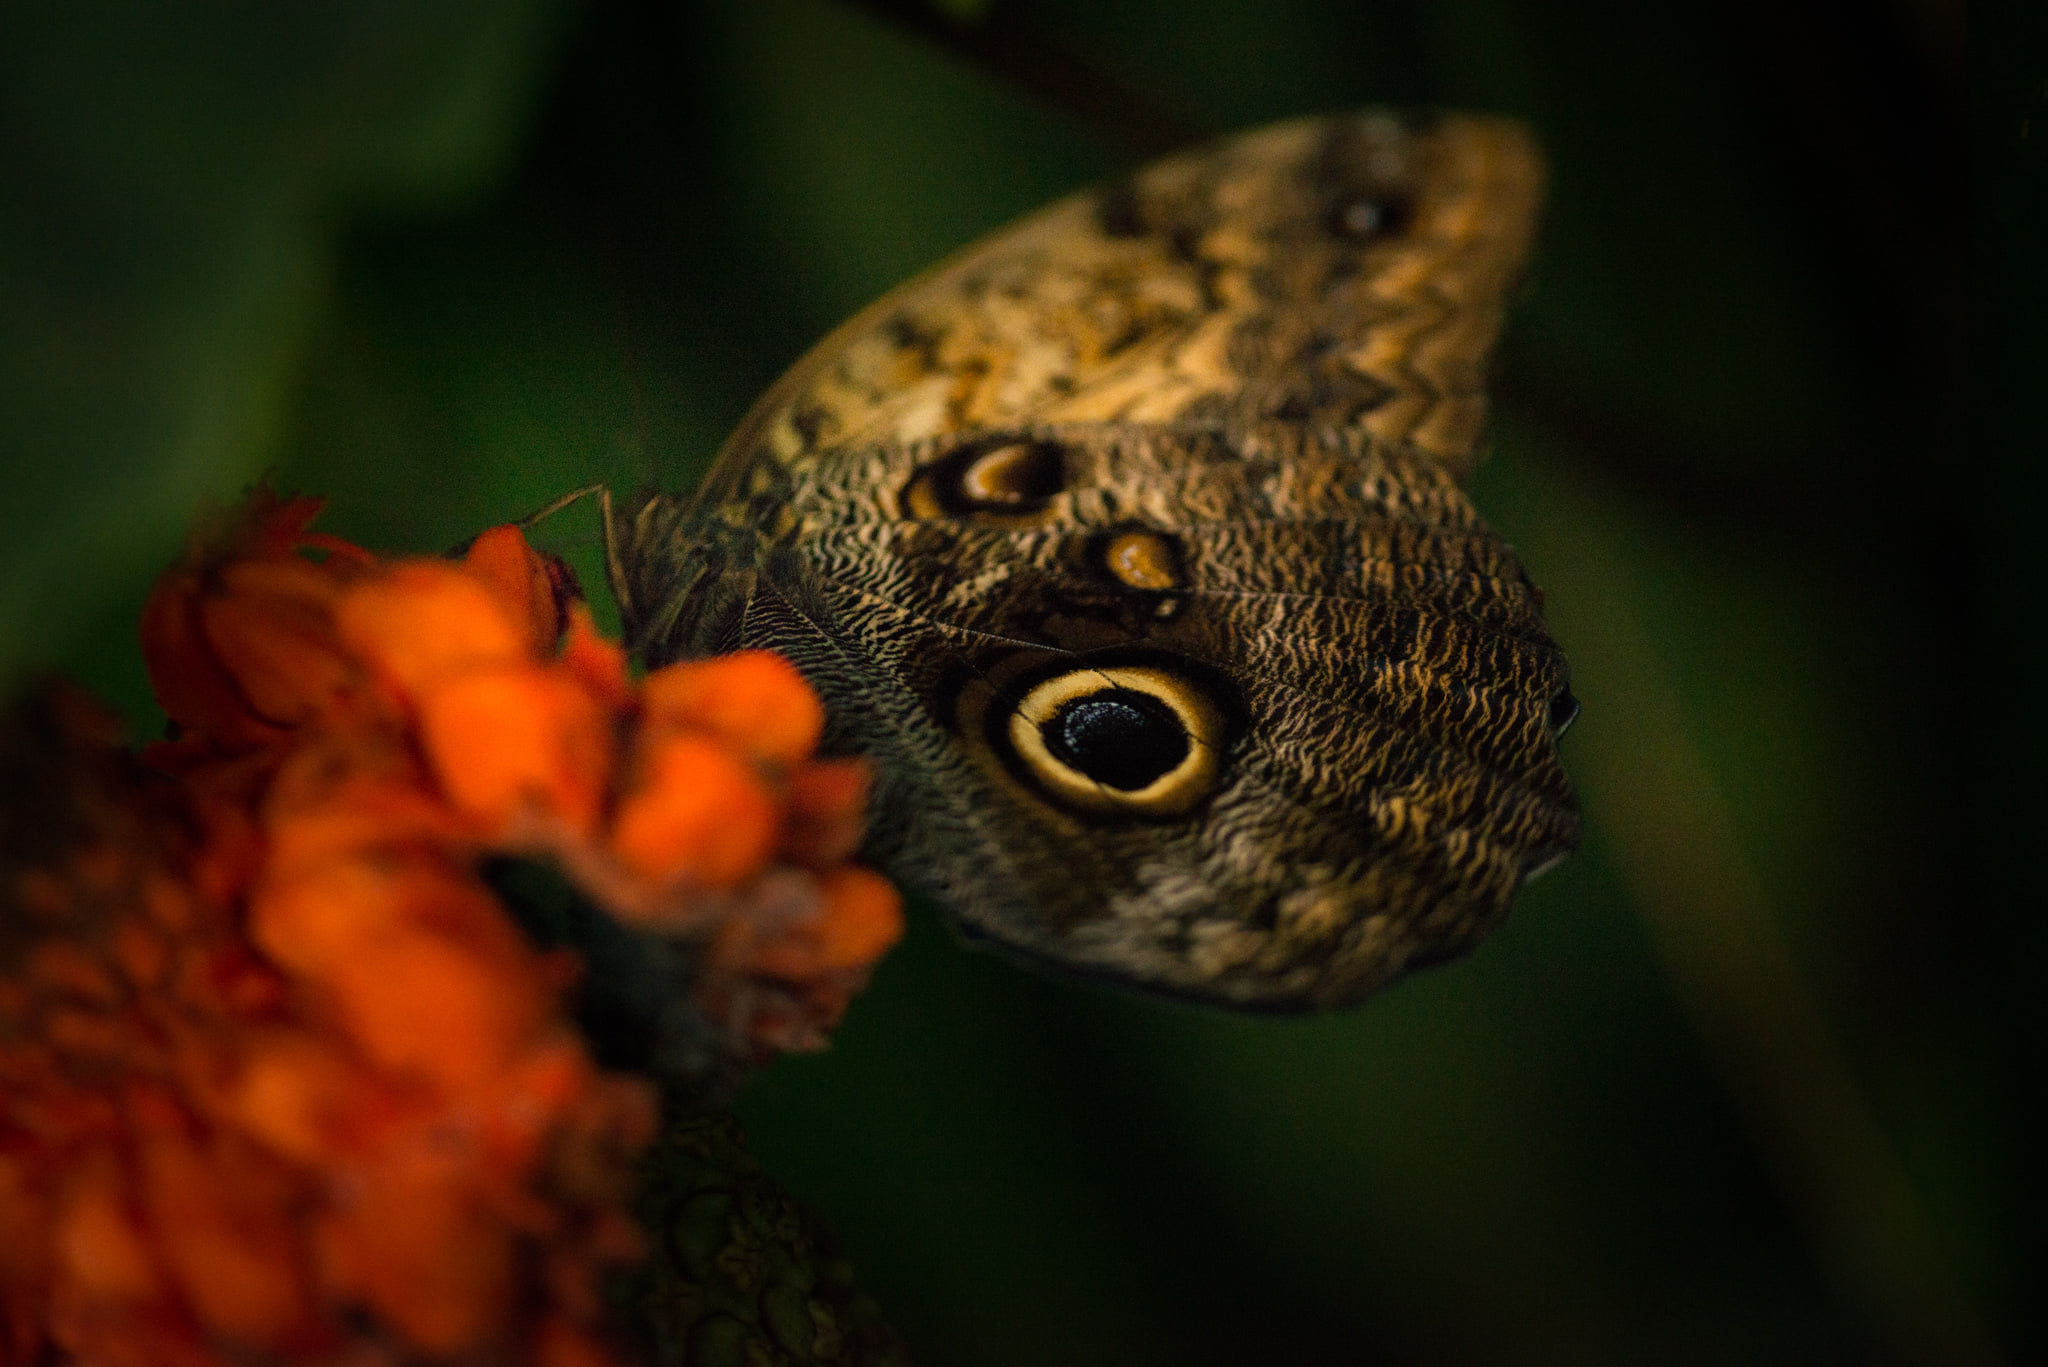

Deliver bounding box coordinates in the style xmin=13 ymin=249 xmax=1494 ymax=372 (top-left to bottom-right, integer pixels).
xmin=4 ymin=2 xmax=2032 ymax=1363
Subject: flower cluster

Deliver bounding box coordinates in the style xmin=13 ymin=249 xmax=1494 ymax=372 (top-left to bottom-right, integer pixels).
xmin=0 ymin=494 xmax=901 ymax=1367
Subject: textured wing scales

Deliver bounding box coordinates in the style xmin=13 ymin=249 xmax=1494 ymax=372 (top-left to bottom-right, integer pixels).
xmin=718 ymin=113 xmax=1539 ymax=485
xmin=610 ymin=111 xmax=1574 ymax=1010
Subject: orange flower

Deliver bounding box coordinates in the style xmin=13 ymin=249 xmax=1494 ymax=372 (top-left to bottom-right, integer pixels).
xmin=3 ymin=687 xmax=656 ymax=1367
xmin=3 ymin=491 xmax=903 ymax=1366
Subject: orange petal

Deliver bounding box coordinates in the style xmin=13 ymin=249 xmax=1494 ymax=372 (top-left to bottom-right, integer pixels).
xmin=140 ymin=571 xmax=286 ymax=747
xmin=226 ymin=1031 xmax=364 ymax=1166
xmin=0 ymin=1154 xmax=50 ymax=1292
xmin=640 ymin=651 xmax=823 ymax=768
xmin=745 ymin=867 xmax=903 ymax=980
xmin=560 ymin=606 xmax=631 ymax=711
xmin=196 ymin=489 xmax=373 ymax=577
xmin=333 ymin=564 xmax=530 ymax=702
xmin=263 ymin=752 xmax=463 ymax=871
xmin=461 ymin=526 xmax=560 ymax=658
xmin=416 ymin=665 xmax=613 ymax=838
xmin=212 ymin=554 xmax=344 ymax=610
xmin=535 ymin=1316 xmax=616 ymax=1367
xmin=779 ymin=758 xmax=872 ymax=865
xmin=475 ymin=1036 xmax=594 ymax=1172
xmin=41 ymin=1006 xmax=133 ymax=1065
xmin=52 ymin=1153 xmax=162 ymax=1305
xmin=814 ymin=866 xmax=904 ymax=970
xmin=248 ymin=856 xmax=432 ymax=975
xmin=112 ymin=920 xmax=171 ymax=992
xmin=608 ymin=733 xmax=779 ymax=892
xmin=135 ymin=1121 xmax=310 ymax=1348
xmin=323 ymin=925 xmax=552 ymax=1089
xmin=199 ymin=559 xmax=357 ymax=728
xmin=26 ymin=940 xmax=122 ymax=1007
xmin=235 ymin=490 xmax=330 ymax=558
xmin=319 ymin=1176 xmax=512 ymax=1356
xmin=139 ymin=490 xmax=372 ymax=748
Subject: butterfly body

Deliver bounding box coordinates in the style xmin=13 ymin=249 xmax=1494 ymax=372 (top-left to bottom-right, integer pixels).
xmin=612 ymin=112 xmax=1577 ymax=1009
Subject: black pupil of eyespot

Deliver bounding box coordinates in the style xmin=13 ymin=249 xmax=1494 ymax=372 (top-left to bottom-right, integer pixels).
xmin=1045 ymin=688 xmax=1189 ymax=791
xmin=1549 ymin=688 xmax=1581 ymax=735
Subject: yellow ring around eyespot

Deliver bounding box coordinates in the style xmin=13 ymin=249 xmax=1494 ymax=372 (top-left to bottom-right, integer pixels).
xmin=901 ymin=470 xmax=945 ymax=519
xmin=1006 ymin=665 xmax=1225 ymax=816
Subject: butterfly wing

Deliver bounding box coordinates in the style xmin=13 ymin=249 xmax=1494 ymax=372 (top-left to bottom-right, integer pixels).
xmin=613 ymin=112 xmax=1575 ymax=1009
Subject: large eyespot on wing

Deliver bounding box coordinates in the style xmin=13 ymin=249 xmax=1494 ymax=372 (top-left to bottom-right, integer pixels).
xmin=998 ymin=663 xmax=1230 ymax=818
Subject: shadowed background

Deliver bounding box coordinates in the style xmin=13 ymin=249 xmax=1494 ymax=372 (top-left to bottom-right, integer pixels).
xmin=3 ymin=1 xmax=2033 ymax=1363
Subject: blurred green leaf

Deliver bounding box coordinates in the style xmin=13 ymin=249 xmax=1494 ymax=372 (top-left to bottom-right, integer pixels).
xmin=0 ymin=0 xmax=568 ymax=687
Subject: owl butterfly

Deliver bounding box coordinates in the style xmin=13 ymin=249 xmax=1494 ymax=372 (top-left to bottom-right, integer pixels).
xmin=605 ymin=111 xmax=1578 ymax=1010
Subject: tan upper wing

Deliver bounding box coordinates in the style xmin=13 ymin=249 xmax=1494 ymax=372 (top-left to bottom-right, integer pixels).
xmin=705 ymin=111 xmax=1541 ymax=502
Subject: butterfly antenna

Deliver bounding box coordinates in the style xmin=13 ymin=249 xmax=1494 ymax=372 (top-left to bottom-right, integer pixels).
xmin=506 ymin=484 xmax=637 ymax=634
xmin=584 ymin=179 xmax=658 ymax=628
xmin=515 ymin=483 xmax=609 ymax=532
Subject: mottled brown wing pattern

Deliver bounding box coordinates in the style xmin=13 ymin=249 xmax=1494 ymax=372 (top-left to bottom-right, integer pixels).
xmin=610 ymin=112 xmax=1577 ymax=1009
xmin=690 ymin=112 xmax=1538 ymax=510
